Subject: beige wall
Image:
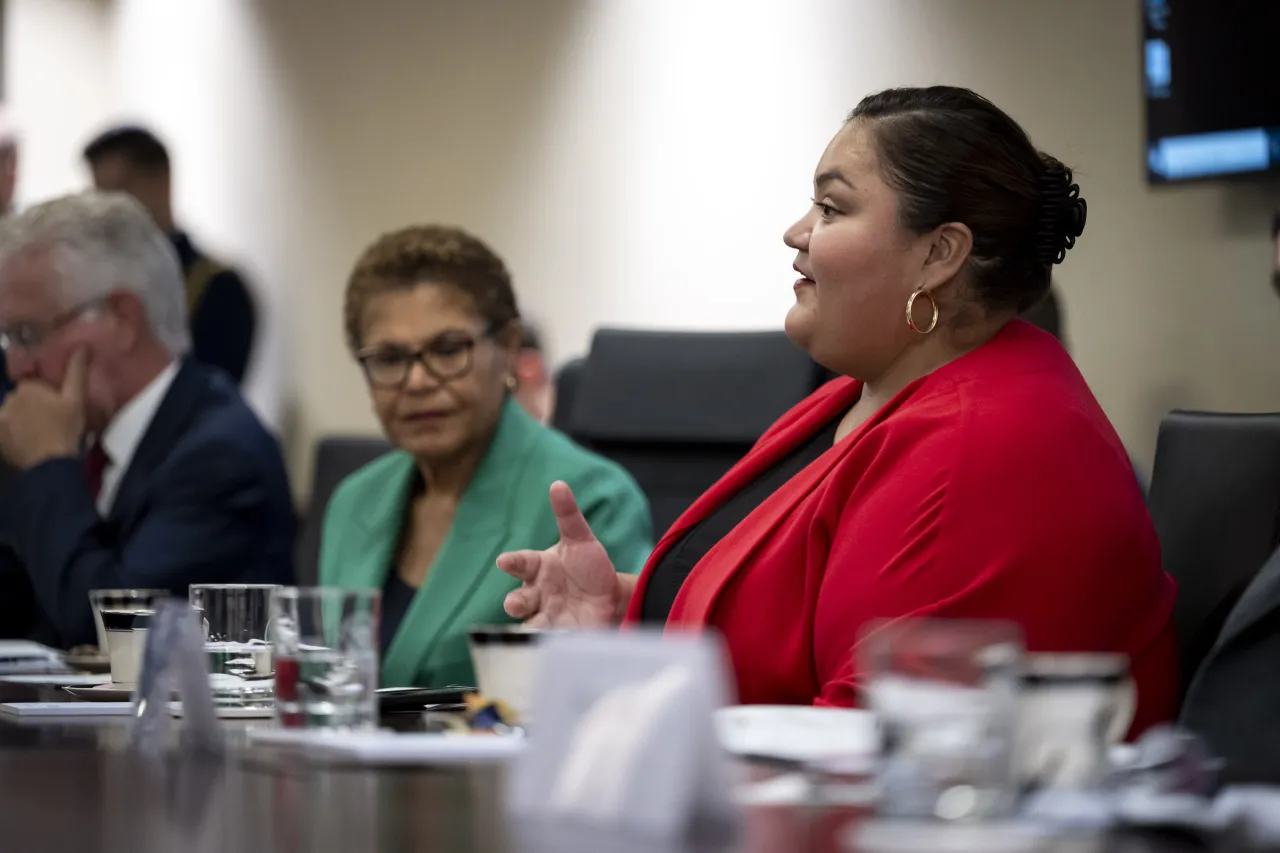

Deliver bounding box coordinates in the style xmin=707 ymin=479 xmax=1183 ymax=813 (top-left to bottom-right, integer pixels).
xmin=8 ymin=0 xmax=1280 ymax=501
xmin=5 ymin=0 xmax=114 ymax=203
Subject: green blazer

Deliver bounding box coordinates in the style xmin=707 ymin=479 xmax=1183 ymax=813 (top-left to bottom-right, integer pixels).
xmin=319 ymin=399 xmax=653 ymax=688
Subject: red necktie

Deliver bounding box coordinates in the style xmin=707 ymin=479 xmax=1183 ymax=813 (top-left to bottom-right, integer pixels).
xmin=84 ymin=441 xmax=109 ymax=500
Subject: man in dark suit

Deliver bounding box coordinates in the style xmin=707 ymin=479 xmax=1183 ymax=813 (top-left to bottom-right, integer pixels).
xmin=82 ymin=125 xmax=256 ymax=385
xmin=0 ymin=191 xmax=294 ymax=648
xmin=1181 ymin=546 xmax=1280 ymax=783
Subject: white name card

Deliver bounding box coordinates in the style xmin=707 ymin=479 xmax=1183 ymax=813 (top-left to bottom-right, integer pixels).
xmin=506 ymin=629 xmax=740 ymax=840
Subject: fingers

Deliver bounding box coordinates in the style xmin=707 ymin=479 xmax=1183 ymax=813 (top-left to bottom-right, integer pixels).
xmin=61 ymin=347 xmax=89 ymax=403
xmin=503 ymin=587 xmax=541 ymax=620
xmin=496 ymin=550 xmax=542 ymax=582
xmin=549 ymin=480 xmax=595 ymax=543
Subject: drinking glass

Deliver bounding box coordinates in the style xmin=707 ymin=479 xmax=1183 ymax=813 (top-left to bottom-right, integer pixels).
xmin=271 ymin=587 xmax=381 ymax=730
xmin=861 ymin=619 xmax=1024 ymax=821
xmin=188 ymin=584 xmax=277 ymax=708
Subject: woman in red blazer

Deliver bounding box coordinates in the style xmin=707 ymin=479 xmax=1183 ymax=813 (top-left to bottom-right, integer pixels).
xmin=498 ymin=86 xmax=1178 ymax=732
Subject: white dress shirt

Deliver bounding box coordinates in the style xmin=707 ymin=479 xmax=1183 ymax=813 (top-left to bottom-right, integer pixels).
xmin=96 ymin=361 xmax=180 ymax=517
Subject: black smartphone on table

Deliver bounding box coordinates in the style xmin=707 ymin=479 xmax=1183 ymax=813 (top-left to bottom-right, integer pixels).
xmin=376 ymin=686 xmax=474 ymax=715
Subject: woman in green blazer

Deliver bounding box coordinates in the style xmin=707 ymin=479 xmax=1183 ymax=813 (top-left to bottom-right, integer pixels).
xmin=320 ymin=225 xmax=653 ymax=689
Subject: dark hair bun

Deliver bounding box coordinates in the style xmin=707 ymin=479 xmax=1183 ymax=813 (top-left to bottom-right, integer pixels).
xmin=1036 ymin=160 xmax=1087 ymax=266
xmin=848 ymin=87 xmax=1084 ymax=313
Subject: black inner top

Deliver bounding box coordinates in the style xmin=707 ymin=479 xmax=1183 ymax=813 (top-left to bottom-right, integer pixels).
xmin=382 ymin=474 xmax=428 ymax=655
xmin=639 ymin=417 xmax=842 ymax=623
xmin=381 ymin=571 xmax=418 ymax=654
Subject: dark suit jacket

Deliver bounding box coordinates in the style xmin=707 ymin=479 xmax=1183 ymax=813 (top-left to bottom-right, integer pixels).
xmin=0 ymin=360 xmax=295 ymax=647
xmin=171 ymin=232 xmax=257 ymax=385
xmin=1181 ymin=545 xmax=1280 ymax=782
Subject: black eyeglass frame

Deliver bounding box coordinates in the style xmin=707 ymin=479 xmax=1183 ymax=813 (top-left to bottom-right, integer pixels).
xmin=354 ymin=319 xmax=509 ymax=389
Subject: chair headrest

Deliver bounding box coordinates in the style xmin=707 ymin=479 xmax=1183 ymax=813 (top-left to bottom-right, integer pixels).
xmin=1151 ymin=411 xmax=1280 ymax=497
xmin=567 ymin=329 xmax=821 ymax=444
xmin=552 ymin=358 xmax=585 ymax=434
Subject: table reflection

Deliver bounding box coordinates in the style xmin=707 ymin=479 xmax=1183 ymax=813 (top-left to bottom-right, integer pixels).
xmin=0 ymin=679 xmax=1253 ymax=853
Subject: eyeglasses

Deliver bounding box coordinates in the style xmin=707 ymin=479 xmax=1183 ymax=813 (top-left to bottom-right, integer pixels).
xmin=0 ymin=298 xmax=106 ymax=354
xmin=355 ymin=323 xmax=503 ymax=389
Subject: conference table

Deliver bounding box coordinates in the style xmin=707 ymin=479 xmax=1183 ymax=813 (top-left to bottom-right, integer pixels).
xmin=0 ymin=683 xmax=1239 ymax=853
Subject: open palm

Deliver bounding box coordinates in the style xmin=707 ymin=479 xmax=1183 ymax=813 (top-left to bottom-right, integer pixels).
xmin=496 ymin=481 xmax=622 ymax=629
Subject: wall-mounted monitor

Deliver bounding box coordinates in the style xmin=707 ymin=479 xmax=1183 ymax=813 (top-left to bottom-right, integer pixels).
xmin=1144 ymin=0 xmax=1280 ymax=184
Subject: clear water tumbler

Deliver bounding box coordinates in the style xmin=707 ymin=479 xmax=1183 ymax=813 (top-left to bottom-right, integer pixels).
xmin=189 ymin=584 xmax=278 ymax=708
xmin=271 ymin=587 xmax=381 ymax=730
xmin=861 ymin=619 xmax=1024 ymax=821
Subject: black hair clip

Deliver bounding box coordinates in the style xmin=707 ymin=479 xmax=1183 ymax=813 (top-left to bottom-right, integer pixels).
xmin=1036 ymin=166 xmax=1087 ymax=266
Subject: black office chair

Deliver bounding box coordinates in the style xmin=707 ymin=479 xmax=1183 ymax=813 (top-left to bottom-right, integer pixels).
xmin=551 ymin=357 xmax=585 ymax=434
xmin=295 ymin=435 xmax=393 ymax=586
xmin=560 ymin=329 xmax=827 ymax=536
xmin=1147 ymin=410 xmax=1280 ymax=694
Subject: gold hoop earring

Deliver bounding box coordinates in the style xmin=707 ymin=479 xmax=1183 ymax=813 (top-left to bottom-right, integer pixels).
xmin=505 ymin=375 xmax=518 ymax=392
xmin=905 ymin=288 xmax=939 ymax=335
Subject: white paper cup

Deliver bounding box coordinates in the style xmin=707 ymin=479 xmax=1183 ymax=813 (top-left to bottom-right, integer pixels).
xmin=101 ymin=610 xmax=152 ymax=689
xmin=1016 ymin=652 xmax=1134 ymax=790
xmin=467 ymin=625 xmax=547 ymax=724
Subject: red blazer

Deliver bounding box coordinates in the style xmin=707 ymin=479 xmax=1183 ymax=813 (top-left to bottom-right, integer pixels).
xmin=624 ymin=321 xmax=1178 ymax=734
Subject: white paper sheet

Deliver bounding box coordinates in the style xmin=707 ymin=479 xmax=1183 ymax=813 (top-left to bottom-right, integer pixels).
xmin=715 ymin=705 xmax=878 ymax=763
xmin=0 ymin=641 xmax=64 ymax=660
xmin=0 ymin=643 xmax=68 ymax=676
xmin=0 ymin=702 xmax=134 ymax=717
xmin=248 ymin=729 xmax=526 ymax=764
xmin=0 ymin=673 xmax=112 ymax=686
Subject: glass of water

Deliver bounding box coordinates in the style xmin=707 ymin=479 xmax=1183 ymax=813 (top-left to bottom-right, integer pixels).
xmin=861 ymin=619 xmax=1024 ymax=821
xmin=188 ymin=584 xmax=278 ymax=708
xmin=270 ymin=587 xmax=380 ymax=730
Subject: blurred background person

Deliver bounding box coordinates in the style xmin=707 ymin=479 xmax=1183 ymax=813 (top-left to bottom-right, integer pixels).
xmin=1182 ymin=534 xmax=1280 ymax=781
xmin=0 ymin=107 xmax=18 ymax=403
xmin=0 ymin=107 xmax=20 ymax=634
xmin=0 ymin=192 xmax=294 ymax=647
xmin=319 ymin=225 xmax=652 ymax=689
xmin=513 ymin=320 xmax=553 ymax=423
xmin=83 ymin=125 xmax=257 ymax=386
xmin=0 ymin=106 xmax=16 ymax=217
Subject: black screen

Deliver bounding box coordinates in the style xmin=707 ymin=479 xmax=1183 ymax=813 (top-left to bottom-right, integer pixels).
xmin=1144 ymin=0 xmax=1280 ymax=183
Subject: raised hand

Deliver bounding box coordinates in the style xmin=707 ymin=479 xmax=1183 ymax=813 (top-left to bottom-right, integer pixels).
xmin=496 ymin=480 xmax=623 ymax=629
